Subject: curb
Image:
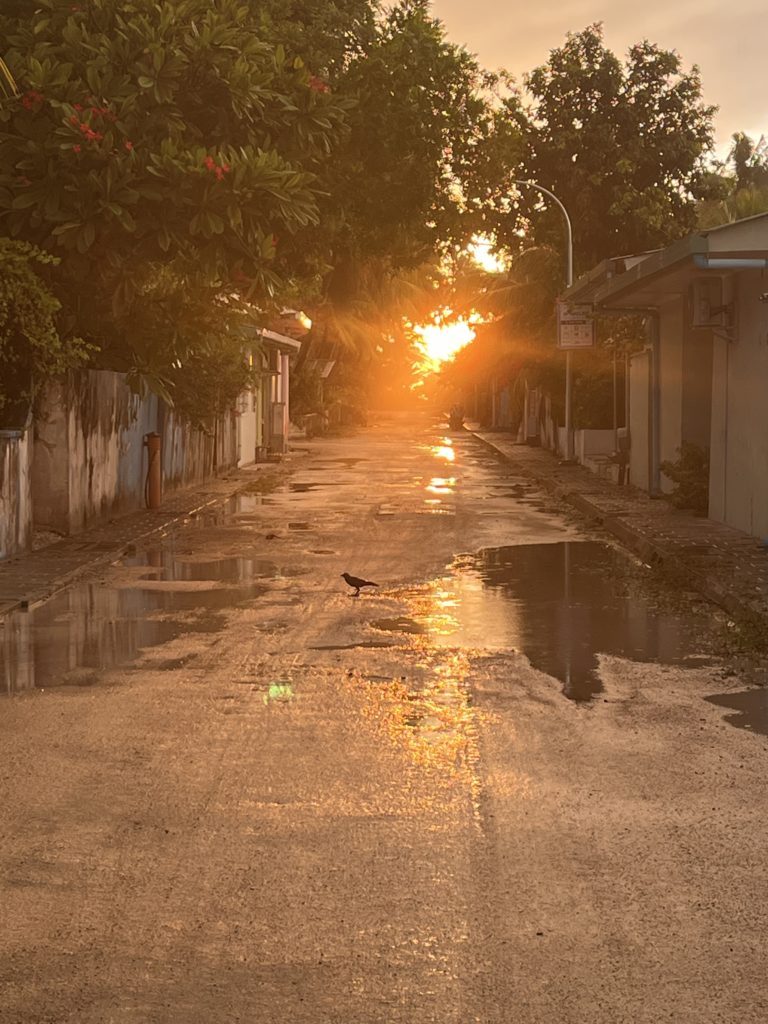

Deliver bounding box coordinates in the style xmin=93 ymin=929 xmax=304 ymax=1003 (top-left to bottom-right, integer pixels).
xmin=469 ymin=430 xmax=766 ymax=629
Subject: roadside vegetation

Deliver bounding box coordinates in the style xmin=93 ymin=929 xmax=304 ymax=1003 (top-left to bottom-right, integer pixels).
xmin=1 ymin=5 xmax=766 ymax=429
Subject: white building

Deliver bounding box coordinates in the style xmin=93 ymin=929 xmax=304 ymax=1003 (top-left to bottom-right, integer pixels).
xmin=563 ymin=212 xmax=768 ymax=539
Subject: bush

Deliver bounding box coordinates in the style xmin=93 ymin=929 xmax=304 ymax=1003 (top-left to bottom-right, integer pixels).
xmin=660 ymin=442 xmax=710 ymax=515
xmin=0 ymin=238 xmax=90 ymax=428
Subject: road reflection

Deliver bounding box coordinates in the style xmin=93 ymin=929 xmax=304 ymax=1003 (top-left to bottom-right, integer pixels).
xmin=377 ymin=542 xmax=711 ymax=701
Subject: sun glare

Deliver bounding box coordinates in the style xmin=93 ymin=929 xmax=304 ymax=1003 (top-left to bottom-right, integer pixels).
xmin=468 ymin=236 xmax=506 ymax=274
xmin=408 ymin=308 xmax=484 ymax=381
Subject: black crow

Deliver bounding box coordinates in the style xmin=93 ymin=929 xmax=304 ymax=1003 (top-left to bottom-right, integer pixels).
xmin=341 ymin=572 xmax=379 ymax=597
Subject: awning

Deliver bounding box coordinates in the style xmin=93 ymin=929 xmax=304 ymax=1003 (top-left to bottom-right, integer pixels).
xmin=561 ymin=212 xmax=768 ymax=311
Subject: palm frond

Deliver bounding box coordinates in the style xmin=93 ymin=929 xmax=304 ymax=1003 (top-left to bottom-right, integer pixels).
xmin=0 ymin=57 xmax=19 ymax=98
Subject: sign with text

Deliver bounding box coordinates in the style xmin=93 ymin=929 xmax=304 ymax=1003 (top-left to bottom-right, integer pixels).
xmin=557 ymin=302 xmax=595 ymax=349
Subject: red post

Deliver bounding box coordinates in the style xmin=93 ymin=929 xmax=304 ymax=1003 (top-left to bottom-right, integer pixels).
xmin=143 ymin=432 xmax=162 ymax=509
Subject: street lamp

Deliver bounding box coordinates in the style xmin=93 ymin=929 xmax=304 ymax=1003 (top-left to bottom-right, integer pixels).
xmin=511 ymin=180 xmax=574 ymax=460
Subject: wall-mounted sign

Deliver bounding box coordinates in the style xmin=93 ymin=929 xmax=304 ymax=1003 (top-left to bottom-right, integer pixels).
xmin=557 ymin=301 xmax=595 ymax=349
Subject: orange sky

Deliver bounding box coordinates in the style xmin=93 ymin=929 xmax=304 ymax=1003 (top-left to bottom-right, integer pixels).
xmin=431 ymin=1 xmax=766 ymax=153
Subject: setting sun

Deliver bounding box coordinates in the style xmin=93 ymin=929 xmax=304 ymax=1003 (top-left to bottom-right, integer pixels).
xmin=408 ymin=309 xmax=485 ymax=381
xmin=468 ymin=236 xmax=506 ymax=274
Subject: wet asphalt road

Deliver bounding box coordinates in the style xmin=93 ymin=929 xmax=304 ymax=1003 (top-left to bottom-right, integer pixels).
xmin=1 ymin=414 xmax=767 ymax=1023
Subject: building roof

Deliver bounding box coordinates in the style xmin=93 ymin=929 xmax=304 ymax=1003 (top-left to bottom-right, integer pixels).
xmin=258 ymin=328 xmax=302 ymax=353
xmin=562 ymin=212 xmax=768 ymax=311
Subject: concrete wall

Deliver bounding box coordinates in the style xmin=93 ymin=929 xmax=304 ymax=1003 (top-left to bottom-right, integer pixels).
xmin=0 ymin=430 xmax=32 ymax=559
xmin=33 ymin=371 xmax=239 ymax=538
xmin=34 ymin=372 xmax=158 ymax=534
xmin=658 ymin=300 xmax=685 ymax=492
xmin=681 ymin=326 xmax=713 ymax=451
xmin=708 ymin=271 xmax=768 ymax=538
xmin=629 ymin=350 xmax=650 ymax=491
xmin=575 ymin=429 xmax=615 ymax=462
xmin=237 ymin=390 xmax=258 ymax=468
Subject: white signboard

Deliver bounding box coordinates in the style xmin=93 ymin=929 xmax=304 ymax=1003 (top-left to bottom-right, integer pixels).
xmin=557 ymin=302 xmax=595 ymax=349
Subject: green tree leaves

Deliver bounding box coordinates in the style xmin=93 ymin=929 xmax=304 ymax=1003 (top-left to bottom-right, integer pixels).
xmin=486 ymin=24 xmax=716 ymax=275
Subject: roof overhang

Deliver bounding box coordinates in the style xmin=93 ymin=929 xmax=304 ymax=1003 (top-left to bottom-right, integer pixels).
xmin=244 ymin=327 xmax=301 ymax=353
xmin=561 ymin=212 xmax=768 ymax=312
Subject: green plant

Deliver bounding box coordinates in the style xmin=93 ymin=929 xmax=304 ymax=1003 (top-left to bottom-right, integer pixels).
xmin=660 ymin=442 xmax=710 ymax=516
xmin=0 ymin=237 xmax=90 ymax=428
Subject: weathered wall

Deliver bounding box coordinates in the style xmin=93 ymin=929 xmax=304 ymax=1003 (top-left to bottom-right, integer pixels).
xmin=629 ymin=350 xmax=650 ymax=491
xmin=32 ymin=370 xmax=240 ymax=538
xmin=34 ymin=372 xmax=157 ymax=534
xmin=237 ymin=390 xmax=258 ymax=468
xmin=0 ymin=430 xmax=32 ymax=559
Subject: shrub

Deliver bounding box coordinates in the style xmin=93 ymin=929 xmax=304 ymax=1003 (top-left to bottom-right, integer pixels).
xmin=660 ymin=442 xmax=710 ymax=516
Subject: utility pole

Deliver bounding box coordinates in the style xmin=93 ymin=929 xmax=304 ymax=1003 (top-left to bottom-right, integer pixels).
xmin=512 ymin=181 xmax=574 ymax=460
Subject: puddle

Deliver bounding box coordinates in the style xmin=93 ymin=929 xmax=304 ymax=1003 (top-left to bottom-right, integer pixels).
xmin=309 ymin=641 xmax=397 ymax=651
xmin=415 ymin=542 xmax=712 ymax=701
xmin=1 ymin=584 xmax=229 ymax=693
xmin=288 ymin=522 xmax=311 ymax=531
xmin=704 ymin=688 xmax=768 ymax=736
xmin=425 ymin=477 xmax=456 ymax=496
xmin=316 ymin=458 xmax=363 ymax=468
xmin=122 ymin=550 xmax=284 ymax=582
xmin=371 ymin=616 xmax=429 ymax=635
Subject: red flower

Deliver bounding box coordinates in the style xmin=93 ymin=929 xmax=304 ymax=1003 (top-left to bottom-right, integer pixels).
xmin=308 ymin=76 xmax=330 ymax=93
xmin=124 ymin=140 xmax=134 ymax=151
xmin=21 ymin=89 xmax=44 ymax=110
xmin=73 ymin=144 xmax=82 ymax=153
xmin=73 ymin=103 xmax=83 ymax=112
xmin=203 ymin=155 xmax=216 ymax=170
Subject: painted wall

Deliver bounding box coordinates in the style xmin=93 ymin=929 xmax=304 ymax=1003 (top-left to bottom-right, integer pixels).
xmin=681 ymin=326 xmax=713 ymax=451
xmin=236 ymin=389 xmax=258 ymax=468
xmin=709 ymin=272 xmax=768 ymax=538
xmin=629 ymin=350 xmax=650 ymax=491
xmin=0 ymin=430 xmax=32 ymax=559
xmin=658 ymin=300 xmax=685 ymax=492
xmin=34 ymin=372 xmax=157 ymax=534
xmin=32 ymin=371 xmax=239 ymax=538
xmin=575 ymin=429 xmax=615 ymax=463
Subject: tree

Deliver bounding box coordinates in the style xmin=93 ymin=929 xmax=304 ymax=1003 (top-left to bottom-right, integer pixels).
xmin=485 ymin=25 xmax=716 ymax=275
xmin=0 ymin=238 xmax=90 ymax=427
xmin=697 ymin=133 xmax=768 ymax=228
xmin=295 ymin=0 xmax=501 ymax=402
xmin=729 ymin=132 xmax=768 ymax=192
xmin=0 ymin=0 xmax=351 ymax=411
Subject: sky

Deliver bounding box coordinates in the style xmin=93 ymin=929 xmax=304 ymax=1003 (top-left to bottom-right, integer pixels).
xmin=430 ymin=0 xmax=767 ymax=155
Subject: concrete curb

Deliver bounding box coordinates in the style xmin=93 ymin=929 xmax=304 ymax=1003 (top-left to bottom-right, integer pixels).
xmin=469 ymin=430 xmax=767 ymax=629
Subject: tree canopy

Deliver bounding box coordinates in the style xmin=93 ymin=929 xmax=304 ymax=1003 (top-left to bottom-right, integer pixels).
xmin=485 ymin=24 xmax=716 ymax=277
xmin=0 ymin=0 xmax=501 ymax=416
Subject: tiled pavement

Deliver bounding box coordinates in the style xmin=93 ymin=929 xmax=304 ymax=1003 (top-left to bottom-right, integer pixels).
xmin=472 ymin=430 xmax=768 ymax=629
xmin=0 ymin=462 xmax=288 ymax=615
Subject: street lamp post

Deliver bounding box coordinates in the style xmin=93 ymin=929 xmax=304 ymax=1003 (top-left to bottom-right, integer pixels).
xmin=512 ymin=180 xmax=574 ymax=460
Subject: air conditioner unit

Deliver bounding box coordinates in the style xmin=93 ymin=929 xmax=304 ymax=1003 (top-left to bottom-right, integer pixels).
xmin=689 ymin=277 xmax=729 ymax=329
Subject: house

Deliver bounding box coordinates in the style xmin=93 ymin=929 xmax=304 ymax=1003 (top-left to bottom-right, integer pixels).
xmin=563 ymin=212 xmax=768 ymax=539
xmin=236 ymin=328 xmax=301 ymax=463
